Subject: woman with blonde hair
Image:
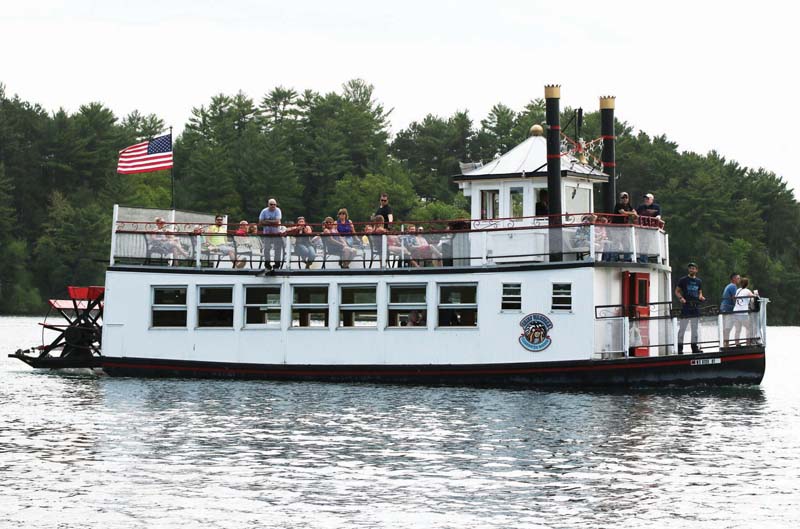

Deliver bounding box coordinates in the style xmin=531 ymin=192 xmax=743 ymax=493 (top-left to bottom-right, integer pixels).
xmin=323 ymin=216 xmax=356 ymax=268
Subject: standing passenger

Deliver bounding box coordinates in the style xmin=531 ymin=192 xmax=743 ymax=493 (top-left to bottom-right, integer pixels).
xmin=675 ymin=262 xmax=705 ymax=354
xmin=733 ymin=277 xmax=755 ymax=345
xmin=720 ymin=273 xmax=740 ymax=347
xmin=374 ymin=193 xmax=394 ymax=230
xmin=636 ymin=193 xmax=662 ymax=223
xmin=259 ymin=198 xmax=283 ymax=269
xmin=612 ymin=192 xmax=638 ymax=224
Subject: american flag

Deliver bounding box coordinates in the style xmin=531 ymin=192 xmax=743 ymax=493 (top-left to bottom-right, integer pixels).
xmin=117 ymin=133 xmax=173 ymax=174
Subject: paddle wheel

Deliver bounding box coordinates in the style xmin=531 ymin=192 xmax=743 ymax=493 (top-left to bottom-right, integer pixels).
xmin=9 ymin=286 xmax=104 ymax=370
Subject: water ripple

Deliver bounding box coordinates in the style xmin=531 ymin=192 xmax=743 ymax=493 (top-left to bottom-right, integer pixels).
xmin=1 ymin=318 xmax=799 ymax=528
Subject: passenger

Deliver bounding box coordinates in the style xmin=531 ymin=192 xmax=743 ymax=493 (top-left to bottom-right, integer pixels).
xmin=733 ymin=277 xmax=756 ymax=345
xmin=535 ymin=190 xmax=549 ymax=216
xmin=151 ymin=217 xmax=190 ymax=259
xmin=374 ymin=193 xmax=394 ymax=230
xmin=232 ymin=220 xmax=254 ymax=269
xmin=323 ymin=216 xmax=356 ymax=269
xmin=373 ymin=215 xmax=386 ymax=233
xmin=612 ymin=191 xmax=638 ymax=224
xmin=636 ymin=193 xmax=662 ymax=225
xmin=335 ymin=208 xmax=358 ymax=247
xmin=206 ymin=215 xmax=236 ymax=263
xmin=595 ymin=216 xmax=614 ymax=261
xmin=259 ymin=198 xmax=283 ymax=270
xmin=720 ymin=272 xmax=741 ymax=347
xmin=675 ymin=262 xmax=705 ymax=354
xmin=411 ymin=226 xmax=443 ymax=267
xmin=362 ymin=223 xmax=374 ymax=246
xmin=406 ymin=310 xmax=424 ymax=327
xmin=287 ymin=216 xmax=316 ymax=269
xmin=373 ymin=215 xmax=403 ymax=262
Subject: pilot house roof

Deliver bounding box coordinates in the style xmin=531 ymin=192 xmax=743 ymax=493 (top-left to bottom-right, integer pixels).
xmin=455 ymin=135 xmax=608 ymax=182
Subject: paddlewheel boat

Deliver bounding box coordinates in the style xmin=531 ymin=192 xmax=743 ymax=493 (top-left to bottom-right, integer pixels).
xmin=10 ymin=86 xmax=767 ymax=386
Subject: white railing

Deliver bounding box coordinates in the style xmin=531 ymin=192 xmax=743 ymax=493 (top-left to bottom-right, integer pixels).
xmin=593 ymin=299 xmax=768 ymax=358
xmin=110 ymin=208 xmax=668 ymax=271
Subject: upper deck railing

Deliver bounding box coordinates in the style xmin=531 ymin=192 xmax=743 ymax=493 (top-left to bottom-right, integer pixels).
xmin=110 ymin=206 xmax=668 ymax=271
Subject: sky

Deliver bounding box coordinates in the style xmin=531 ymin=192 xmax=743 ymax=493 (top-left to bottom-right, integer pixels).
xmin=2 ymin=0 xmax=798 ymax=196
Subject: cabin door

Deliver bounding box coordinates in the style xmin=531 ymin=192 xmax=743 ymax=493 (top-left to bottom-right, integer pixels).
xmin=622 ymin=272 xmax=650 ymax=357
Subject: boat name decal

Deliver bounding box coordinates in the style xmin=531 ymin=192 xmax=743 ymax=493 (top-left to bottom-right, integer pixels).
xmin=519 ymin=313 xmax=553 ymax=352
xmin=690 ymin=358 xmax=721 ymax=366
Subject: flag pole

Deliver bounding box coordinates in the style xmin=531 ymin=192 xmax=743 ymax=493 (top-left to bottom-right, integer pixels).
xmin=169 ymin=126 xmax=175 ymax=210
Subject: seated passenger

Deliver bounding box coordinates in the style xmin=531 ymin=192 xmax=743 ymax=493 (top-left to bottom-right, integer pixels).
xmin=206 ymin=215 xmax=236 ymax=263
xmin=406 ymin=310 xmax=425 ymax=327
xmin=410 ymin=226 xmax=442 ymax=267
xmin=232 ymin=220 xmax=256 ymax=269
xmin=286 ymin=216 xmax=317 ymax=269
xmin=151 ymin=217 xmax=190 ymax=260
xmin=323 ymin=216 xmax=356 ymax=268
xmin=336 ymin=208 xmax=359 ymax=247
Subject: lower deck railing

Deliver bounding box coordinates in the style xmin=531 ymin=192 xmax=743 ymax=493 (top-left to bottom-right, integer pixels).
xmin=593 ymin=299 xmax=768 ymax=358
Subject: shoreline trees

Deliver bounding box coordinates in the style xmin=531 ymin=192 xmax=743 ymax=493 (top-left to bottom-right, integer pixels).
xmin=1 ymin=81 xmax=798 ymax=323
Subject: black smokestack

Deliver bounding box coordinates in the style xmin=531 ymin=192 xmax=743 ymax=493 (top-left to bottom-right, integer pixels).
xmin=545 ymin=85 xmax=562 ymax=261
xmin=600 ymin=96 xmax=616 ymax=213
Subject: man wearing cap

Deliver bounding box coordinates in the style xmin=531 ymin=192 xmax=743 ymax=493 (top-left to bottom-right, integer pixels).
xmin=675 ymin=262 xmax=705 ymax=354
xmin=259 ymin=198 xmax=283 ymax=269
xmin=636 ymin=193 xmax=662 ymax=220
xmin=612 ymin=192 xmax=638 ymax=225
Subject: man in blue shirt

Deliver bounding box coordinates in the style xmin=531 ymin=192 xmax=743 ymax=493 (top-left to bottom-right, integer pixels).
xmin=259 ymin=198 xmax=283 ymax=269
xmin=636 ymin=193 xmax=662 ymax=221
xmin=720 ymin=272 xmax=740 ymax=347
xmin=675 ymin=262 xmax=705 ymax=354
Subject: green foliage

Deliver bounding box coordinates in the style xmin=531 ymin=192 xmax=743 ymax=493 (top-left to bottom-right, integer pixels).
xmin=409 ymin=199 xmax=470 ymax=222
xmin=329 ymin=162 xmax=418 ymax=224
xmin=0 ymin=81 xmax=798 ymax=324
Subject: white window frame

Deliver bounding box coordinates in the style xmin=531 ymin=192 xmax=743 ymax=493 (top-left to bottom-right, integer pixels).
xmin=291 ymin=284 xmax=330 ymax=329
xmin=551 ymin=282 xmax=573 ymax=313
xmin=480 ymin=189 xmax=500 ymax=220
xmin=243 ymin=285 xmax=281 ymax=329
xmin=387 ymin=283 xmax=428 ymax=329
xmin=338 ymin=284 xmax=378 ymax=329
xmin=151 ymin=286 xmax=188 ymax=328
xmin=197 ymin=285 xmax=234 ymax=328
xmin=437 ymin=283 xmax=478 ymax=328
xmin=509 ymin=186 xmax=524 ymax=218
xmin=501 ymin=283 xmax=522 ymax=312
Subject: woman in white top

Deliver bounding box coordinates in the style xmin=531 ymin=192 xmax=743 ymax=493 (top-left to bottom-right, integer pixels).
xmin=733 ymin=277 xmax=755 ymax=345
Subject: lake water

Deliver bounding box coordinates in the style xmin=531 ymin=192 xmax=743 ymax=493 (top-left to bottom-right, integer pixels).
xmin=1 ymin=316 xmax=799 ymax=528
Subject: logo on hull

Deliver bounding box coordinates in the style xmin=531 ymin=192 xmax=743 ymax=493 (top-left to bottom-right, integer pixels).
xmin=519 ymin=313 xmax=553 ymax=352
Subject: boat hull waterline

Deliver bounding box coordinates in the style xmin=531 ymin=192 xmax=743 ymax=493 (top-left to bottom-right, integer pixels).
xmin=95 ymin=347 xmax=765 ymax=386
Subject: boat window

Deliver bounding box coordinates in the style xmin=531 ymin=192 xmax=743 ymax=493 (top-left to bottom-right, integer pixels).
xmin=551 ymin=283 xmax=572 ymax=312
xmin=510 ymin=187 xmax=524 ymax=218
xmin=438 ymin=284 xmax=478 ymax=327
xmin=565 ymin=185 xmax=591 ymax=215
xmin=480 ymin=190 xmax=500 ymax=220
xmin=388 ymin=284 xmax=427 ymax=328
xmin=339 ymin=285 xmax=377 ymax=328
xmin=501 ymin=283 xmax=522 ymax=311
xmin=151 ymin=286 xmax=187 ymax=328
xmin=197 ymin=286 xmax=234 ymax=327
xmin=292 ymin=285 xmax=329 ymax=328
xmin=244 ymin=286 xmax=281 ymax=327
